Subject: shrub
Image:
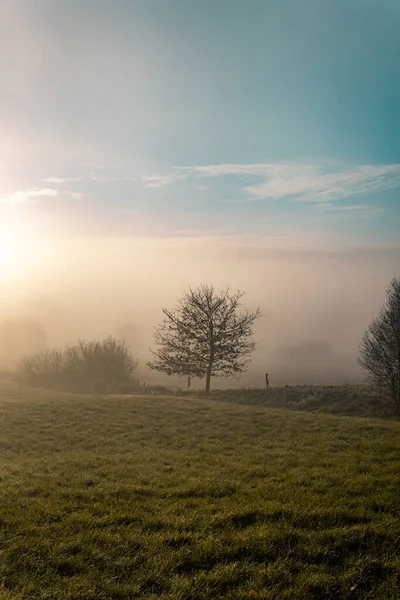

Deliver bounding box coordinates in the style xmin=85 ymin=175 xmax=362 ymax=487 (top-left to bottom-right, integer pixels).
xmin=19 ymin=336 xmax=138 ymax=393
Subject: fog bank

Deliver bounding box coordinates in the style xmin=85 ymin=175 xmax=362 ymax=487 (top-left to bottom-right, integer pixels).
xmin=1 ymin=237 xmax=399 ymax=387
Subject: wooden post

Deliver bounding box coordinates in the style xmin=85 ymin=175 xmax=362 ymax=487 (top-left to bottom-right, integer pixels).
xmin=265 ymin=373 xmax=269 ymax=389
xmin=187 ymin=376 xmax=191 ymax=390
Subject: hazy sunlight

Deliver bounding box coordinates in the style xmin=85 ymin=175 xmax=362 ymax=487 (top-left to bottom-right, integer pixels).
xmin=0 ymin=233 xmax=45 ymax=285
xmin=0 ymin=236 xmax=19 ymax=273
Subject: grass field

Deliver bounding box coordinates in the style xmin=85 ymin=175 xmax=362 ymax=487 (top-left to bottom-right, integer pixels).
xmin=204 ymin=385 xmax=397 ymax=419
xmin=0 ymin=380 xmax=399 ymax=599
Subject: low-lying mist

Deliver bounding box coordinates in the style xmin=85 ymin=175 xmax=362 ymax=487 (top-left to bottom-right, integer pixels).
xmin=1 ymin=237 xmax=399 ymax=388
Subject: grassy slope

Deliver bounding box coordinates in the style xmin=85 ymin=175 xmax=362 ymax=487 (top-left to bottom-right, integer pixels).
xmin=203 ymin=385 xmax=396 ymax=419
xmin=0 ymin=380 xmax=399 ymax=599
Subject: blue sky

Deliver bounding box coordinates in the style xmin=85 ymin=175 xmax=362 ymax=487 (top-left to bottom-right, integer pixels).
xmin=1 ymin=0 xmax=400 ymax=245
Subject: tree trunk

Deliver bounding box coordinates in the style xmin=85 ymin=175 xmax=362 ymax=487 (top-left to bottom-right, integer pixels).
xmin=394 ymin=381 xmax=400 ymax=414
xmin=205 ymin=345 xmax=214 ymax=393
xmin=205 ymin=367 xmax=212 ymax=393
xmin=206 ymin=362 xmax=212 ymax=394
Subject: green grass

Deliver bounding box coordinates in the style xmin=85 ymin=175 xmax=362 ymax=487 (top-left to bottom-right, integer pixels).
xmin=0 ymin=380 xmax=399 ymax=599
xmin=203 ymin=385 xmax=396 ymax=419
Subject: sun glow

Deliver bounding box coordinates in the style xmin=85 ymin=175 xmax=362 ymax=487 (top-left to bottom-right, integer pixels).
xmin=0 ymin=221 xmax=56 ymax=289
xmin=0 ymin=236 xmax=22 ymax=277
xmin=0 ymin=229 xmax=45 ymax=284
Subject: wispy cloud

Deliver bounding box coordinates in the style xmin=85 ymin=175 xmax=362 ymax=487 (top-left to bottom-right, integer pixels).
xmin=0 ymin=188 xmax=59 ymax=205
xmin=315 ymin=202 xmax=384 ymax=214
xmin=172 ymin=160 xmax=400 ymax=203
xmin=0 ymin=187 xmax=87 ymax=205
xmin=38 ymin=159 xmax=400 ymax=212
xmin=70 ymin=192 xmax=86 ymax=200
xmin=44 ymin=174 xmax=116 ymax=184
xmin=43 ymin=176 xmax=83 ymax=184
xmin=42 ymin=171 xmax=179 ymax=187
xmin=142 ymin=173 xmax=185 ymax=189
xmin=89 ymin=174 xmax=119 ymax=183
xmin=180 ymin=163 xmax=283 ymax=177
xmin=244 ymin=163 xmax=400 ymax=202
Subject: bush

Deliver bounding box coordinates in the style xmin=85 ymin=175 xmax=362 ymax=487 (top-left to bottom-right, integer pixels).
xmin=19 ymin=336 xmax=138 ymax=393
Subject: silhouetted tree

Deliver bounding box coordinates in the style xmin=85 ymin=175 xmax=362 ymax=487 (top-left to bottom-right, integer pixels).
xmin=148 ymin=285 xmax=262 ymax=392
xmin=359 ymin=277 xmax=400 ymax=413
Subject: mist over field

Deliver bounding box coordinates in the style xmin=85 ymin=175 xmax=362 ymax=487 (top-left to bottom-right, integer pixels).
xmin=2 ymin=2 xmax=400 ymax=597
xmin=1 ymin=236 xmax=399 ymax=387
xmin=1 ymin=0 xmax=400 ymax=393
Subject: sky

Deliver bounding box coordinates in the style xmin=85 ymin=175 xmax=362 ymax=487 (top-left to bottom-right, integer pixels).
xmin=0 ymin=0 xmax=399 ymax=384
xmin=1 ymin=0 xmax=400 ymax=241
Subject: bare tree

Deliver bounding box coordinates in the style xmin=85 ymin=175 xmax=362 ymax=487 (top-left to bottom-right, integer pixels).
xmin=148 ymin=285 xmax=262 ymax=392
xmin=359 ymin=277 xmax=400 ymax=413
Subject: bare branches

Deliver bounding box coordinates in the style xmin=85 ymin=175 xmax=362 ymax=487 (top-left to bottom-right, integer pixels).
xmin=148 ymin=284 xmax=262 ymax=392
xmin=359 ymin=277 xmax=400 ymax=413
